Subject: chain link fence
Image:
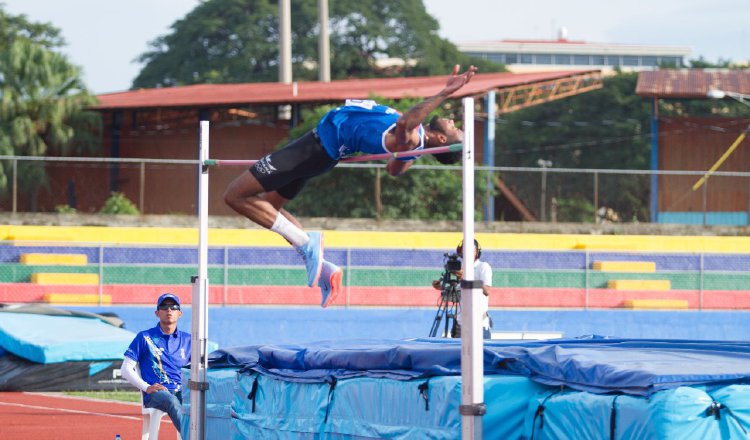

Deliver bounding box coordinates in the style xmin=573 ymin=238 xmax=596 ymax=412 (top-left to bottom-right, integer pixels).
xmin=2 ymin=155 xmax=750 ymax=226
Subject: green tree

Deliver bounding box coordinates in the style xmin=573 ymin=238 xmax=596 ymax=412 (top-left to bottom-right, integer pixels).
xmin=133 ymin=0 xmax=503 ymax=88
xmin=0 ymin=8 xmax=65 ymax=48
xmin=0 ymin=7 xmax=101 ymax=210
xmin=496 ymin=72 xmax=653 ymax=222
xmin=99 ymin=192 xmax=140 ymax=215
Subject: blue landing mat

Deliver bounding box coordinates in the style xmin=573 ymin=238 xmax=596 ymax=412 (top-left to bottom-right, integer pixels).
xmin=183 ymin=337 xmax=750 ymax=439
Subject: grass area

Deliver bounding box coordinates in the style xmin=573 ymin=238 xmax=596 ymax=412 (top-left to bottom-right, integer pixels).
xmin=63 ymin=390 xmax=141 ymax=403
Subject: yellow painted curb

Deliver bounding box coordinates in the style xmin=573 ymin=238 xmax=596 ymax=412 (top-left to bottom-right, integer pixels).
xmin=20 ymin=253 xmax=88 ymax=265
xmin=592 ymin=261 xmax=656 ymax=272
xmin=31 ymin=273 xmax=100 ymax=285
xmin=43 ymin=293 xmax=111 ymax=305
xmin=622 ymin=299 xmax=689 ymax=309
xmin=607 ymin=280 xmax=671 ymax=291
xmin=3 ymin=224 xmax=750 ymax=253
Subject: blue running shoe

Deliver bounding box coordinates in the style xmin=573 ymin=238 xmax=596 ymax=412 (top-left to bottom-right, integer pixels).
xmin=299 ymin=231 xmax=323 ymax=287
xmin=319 ymin=260 xmax=343 ymax=308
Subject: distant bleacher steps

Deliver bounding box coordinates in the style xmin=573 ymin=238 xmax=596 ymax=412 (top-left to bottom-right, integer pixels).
xmin=42 ymin=293 xmax=111 ymax=305
xmin=20 ymin=253 xmax=88 ymax=265
xmin=594 ymin=260 xmax=670 ymax=291
xmin=623 ymin=299 xmax=689 ymax=309
xmin=21 ymin=252 xmax=98 ymax=287
xmin=607 ymin=279 xmax=671 ymax=291
xmin=30 ymin=273 xmax=99 ymax=285
xmin=592 ymin=261 xmax=656 ymax=272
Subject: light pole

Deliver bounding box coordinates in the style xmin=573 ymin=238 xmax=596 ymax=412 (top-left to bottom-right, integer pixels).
xmin=537 ymin=159 xmax=552 ymax=222
xmin=707 ymin=89 xmax=750 ymax=107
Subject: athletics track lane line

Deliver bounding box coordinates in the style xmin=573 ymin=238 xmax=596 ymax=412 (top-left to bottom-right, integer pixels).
xmin=0 ymin=392 xmax=178 ymax=439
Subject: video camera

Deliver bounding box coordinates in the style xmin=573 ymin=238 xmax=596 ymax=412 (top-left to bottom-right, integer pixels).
xmin=438 ymin=253 xmax=462 ymax=302
xmin=444 ymin=253 xmax=462 ymax=273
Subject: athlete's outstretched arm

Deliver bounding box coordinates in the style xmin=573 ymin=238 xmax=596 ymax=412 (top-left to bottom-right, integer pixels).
xmin=392 ymin=65 xmax=477 ymax=152
xmin=385 ymin=158 xmax=414 ymax=176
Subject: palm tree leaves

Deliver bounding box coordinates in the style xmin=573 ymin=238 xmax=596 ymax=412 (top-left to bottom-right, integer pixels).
xmin=0 ymin=7 xmax=101 ymax=205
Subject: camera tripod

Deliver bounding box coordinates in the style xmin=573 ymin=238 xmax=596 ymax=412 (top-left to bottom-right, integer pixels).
xmin=429 ymin=279 xmax=461 ymax=338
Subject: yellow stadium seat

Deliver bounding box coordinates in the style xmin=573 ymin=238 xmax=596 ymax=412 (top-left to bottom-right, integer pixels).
xmin=31 ymin=273 xmax=99 ymax=285
xmin=43 ymin=293 xmax=111 ymax=305
xmin=20 ymin=253 xmax=88 ymax=265
xmin=622 ymin=299 xmax=689 ymax=309
xmin=592 ymin=261 xmax=656 ymax=272
xmin=607 ymin=280 xmax=671 ymax=290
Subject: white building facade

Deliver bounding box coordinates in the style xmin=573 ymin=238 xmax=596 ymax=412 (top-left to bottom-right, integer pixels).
xmin=458 ymin=35 xmax=691 ymax=73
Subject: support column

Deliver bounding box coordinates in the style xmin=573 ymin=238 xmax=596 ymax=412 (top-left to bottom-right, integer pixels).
xmin=650 ymin=97 xmax=659 ymax=223
xmin=109 ymin=111 xmax=122 ymax=193
xmin=483 ymin=92 xmax=496 ymax=222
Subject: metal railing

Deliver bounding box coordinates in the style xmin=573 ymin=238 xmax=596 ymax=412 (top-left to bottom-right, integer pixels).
xmin=1 ymin=154 xmax=750 ymax=225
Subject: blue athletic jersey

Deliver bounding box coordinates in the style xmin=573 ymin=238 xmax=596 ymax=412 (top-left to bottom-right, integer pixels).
xmin=316 ymin=99 xmax=425 ymax=160
xmin=124 ymin=324 xmax=191 ymax=404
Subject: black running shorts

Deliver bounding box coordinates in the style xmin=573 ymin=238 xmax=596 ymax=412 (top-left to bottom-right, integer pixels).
xmin=250 ymin=130 xmax=338 ymax=200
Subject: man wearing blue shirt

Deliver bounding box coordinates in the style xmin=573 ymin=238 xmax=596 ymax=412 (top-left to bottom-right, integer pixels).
xmin=121 ymin=293 xmax=191 ymax=431
xmin=224 ymin=65 xmax=477 ymax=309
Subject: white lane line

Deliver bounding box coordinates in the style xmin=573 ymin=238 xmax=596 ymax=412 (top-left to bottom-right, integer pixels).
xmin=0 ymin=401 xmax=142 ymax=421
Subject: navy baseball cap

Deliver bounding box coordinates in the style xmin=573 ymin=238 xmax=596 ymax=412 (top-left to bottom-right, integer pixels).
xmin=156 ymin=293 xmax=181 ymax=308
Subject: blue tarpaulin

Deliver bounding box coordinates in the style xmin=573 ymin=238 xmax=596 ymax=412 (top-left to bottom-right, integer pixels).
xmin=0 ymin=312 xmax=135 ymax=364
xmin=208 ymin=337 xmax=750 ymax=396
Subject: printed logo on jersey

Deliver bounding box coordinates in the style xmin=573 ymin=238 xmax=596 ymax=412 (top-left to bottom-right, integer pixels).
xmin=345 ymin=99 xmax=375 ymax=109
xmin=144 ymin=335 xmax=171 ymax=384
xmin=338 ymin=144 xmax=350 ymax=158
xmin=254 ymin=156 xmax=277 ymax=175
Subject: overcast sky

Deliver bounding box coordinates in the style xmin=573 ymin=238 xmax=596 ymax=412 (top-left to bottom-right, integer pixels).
xmin=3 ymin=0 xmax=748 ymax=94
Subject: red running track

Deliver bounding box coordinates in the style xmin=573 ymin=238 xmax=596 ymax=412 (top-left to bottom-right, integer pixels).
xmin=0 ymin=392 xmax=179 ymax=440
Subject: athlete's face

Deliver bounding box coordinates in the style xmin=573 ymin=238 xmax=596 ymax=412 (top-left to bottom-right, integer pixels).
xmin=429 ymin=117 xmax=464 ymax=145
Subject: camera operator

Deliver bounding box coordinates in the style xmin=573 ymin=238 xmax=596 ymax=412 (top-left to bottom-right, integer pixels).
xmin=432 ymin=239 xmax=492 ymax=339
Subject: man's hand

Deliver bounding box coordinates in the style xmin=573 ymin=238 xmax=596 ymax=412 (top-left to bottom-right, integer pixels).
xmin=440 ymin=65 xmax=477 ymax=96
xmin=391 ymin=65 xmax=478 ymax=153
xmin=453 ymin=269 xmax=490 ymax=296
xmin=146 ymin=383 xmax=167 ymax=394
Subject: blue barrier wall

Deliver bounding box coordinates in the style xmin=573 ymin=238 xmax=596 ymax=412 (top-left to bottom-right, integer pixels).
xmin=6 ymin=245 xmax=750 ymax=271
xmin=658 ymin=212 xmax=749 ymax=226
xmin=71 ymin=307 xmax=750 ymax=348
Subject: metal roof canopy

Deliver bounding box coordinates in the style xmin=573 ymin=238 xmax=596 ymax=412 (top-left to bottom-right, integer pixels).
xmin=93 ymin=70 xmax=603 ymax=112
xmin=636 ymin=69 xmax=750 ymax=99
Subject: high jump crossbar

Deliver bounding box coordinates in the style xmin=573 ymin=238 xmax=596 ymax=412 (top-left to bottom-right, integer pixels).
xmin=201 ymin=144 xmax=462 ymax=167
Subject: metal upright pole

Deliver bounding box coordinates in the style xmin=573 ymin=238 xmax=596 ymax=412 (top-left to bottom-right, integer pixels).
xmin=189 ymin=121 xmax=211 ymax=440
xmin=649 ymin=98 xmax=659 ymax=223
xmin=12 ymin=159 xmax=17 ymax=214
xmin=318 ymin=0 xmax=330 ymax=82
xmin=139 ymin=161 xmax=145 ymax=213
xmin=460 ymin=98 xmax=484 ymax=440
xmin=483 ymin=91 xmax=496 ymax=222
xmin=540 ymin=167 xmax=548 ymax=222
xmin=279 ymin=0 xmax=292 ymax=84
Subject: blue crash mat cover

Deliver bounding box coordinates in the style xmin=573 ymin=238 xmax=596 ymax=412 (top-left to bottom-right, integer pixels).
xmin=0 ymin=312 xmax=135 ymax=364
xmin=208 ymin=337 xmax=750 ymax=395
